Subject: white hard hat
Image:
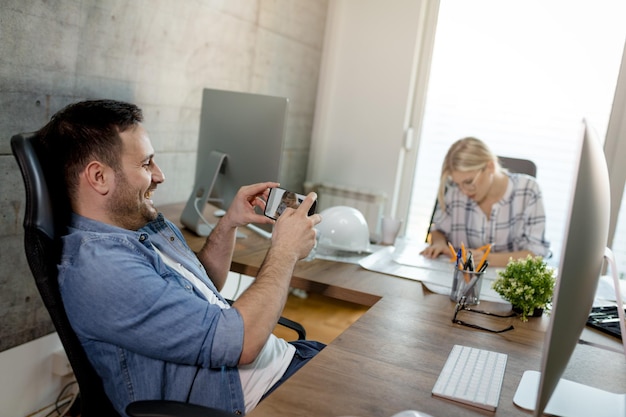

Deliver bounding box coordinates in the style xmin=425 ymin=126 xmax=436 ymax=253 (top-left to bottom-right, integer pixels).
xmin=315 ymin=206 xmax=370 ymax=254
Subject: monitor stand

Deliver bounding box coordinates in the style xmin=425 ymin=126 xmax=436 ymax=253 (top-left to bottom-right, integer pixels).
xmin=180 ymin=151 xmax=245 ymax=238
xmin=513 ymin=247 xmax=626 ymax=416
xmin=513 ymin=370 xmax=625 ymax=417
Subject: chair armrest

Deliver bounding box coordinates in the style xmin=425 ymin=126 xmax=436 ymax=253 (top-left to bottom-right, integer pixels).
xmin=126 ymin=400 xmax=235 ymax=417
xmin=278 ymin=316 xmax=306 ymax=339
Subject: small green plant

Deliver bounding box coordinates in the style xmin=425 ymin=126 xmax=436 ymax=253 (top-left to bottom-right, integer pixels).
xmin=492 ymin=255 xmax=556 ymax=322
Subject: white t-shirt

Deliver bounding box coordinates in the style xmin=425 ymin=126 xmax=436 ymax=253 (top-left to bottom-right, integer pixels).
xmin=153 ymin=246 xmax=296 ymax=412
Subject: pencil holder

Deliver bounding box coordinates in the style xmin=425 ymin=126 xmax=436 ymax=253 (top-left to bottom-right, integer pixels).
xmin=450 ymin=269 xmax=484 ymax=305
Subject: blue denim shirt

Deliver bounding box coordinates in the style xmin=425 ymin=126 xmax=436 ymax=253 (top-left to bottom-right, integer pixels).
xmin=59 ymin=213 xmax=246 ymax=416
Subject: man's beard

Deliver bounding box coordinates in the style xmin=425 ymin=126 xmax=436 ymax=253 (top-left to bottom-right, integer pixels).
xmin=107 ymin=171 xmax=158 ymax=230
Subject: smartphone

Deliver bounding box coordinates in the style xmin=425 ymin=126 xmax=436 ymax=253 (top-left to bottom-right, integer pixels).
xmin=264 ymin=187 xmax=316 ymax=220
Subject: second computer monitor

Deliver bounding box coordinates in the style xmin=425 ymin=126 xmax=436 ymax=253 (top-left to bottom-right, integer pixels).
xmin=195 ymin=88 xmax=289 ymax=210
xmin=180 ymin=88 xmax=288 ymax=236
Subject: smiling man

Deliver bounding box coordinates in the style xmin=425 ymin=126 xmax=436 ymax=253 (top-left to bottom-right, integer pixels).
xmin=36 ymin=100 xmax=325 ymax=416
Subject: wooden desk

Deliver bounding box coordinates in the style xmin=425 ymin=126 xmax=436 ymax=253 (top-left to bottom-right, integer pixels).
xmin=161 ymin=203 xmax=626 ymax=417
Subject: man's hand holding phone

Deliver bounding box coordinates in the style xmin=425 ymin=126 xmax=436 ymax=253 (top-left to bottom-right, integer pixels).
xmin=270 ymin=190 xmax=321 ymax=261
xmin=264 ymin=187 xmax=317 ymax=220
xmin=220 ymin=182 xmax=279 ymax=230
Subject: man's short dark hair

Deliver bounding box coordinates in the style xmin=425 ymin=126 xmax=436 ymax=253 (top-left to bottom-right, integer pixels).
xmin=36 ymin=99 xmax=144 ymax=203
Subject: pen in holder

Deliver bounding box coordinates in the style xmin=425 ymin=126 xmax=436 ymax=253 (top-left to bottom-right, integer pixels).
xmin=450 ymin=269 xmax=484 ymax=305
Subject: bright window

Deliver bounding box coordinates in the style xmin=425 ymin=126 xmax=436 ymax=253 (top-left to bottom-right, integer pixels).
xmin=406 ymin=1 xmax=626 ymax=270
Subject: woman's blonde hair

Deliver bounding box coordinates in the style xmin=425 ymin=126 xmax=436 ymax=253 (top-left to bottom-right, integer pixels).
xmin=437 ymin=137 xmax=501 ymax=209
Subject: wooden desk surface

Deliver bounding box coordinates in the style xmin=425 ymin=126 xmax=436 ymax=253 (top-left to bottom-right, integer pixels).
xmin=161 ymin=203 xmax=626 ymax=417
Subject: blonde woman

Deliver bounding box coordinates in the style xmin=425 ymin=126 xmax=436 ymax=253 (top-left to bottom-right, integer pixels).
xmin=276 ymin=191 xmax=300 ymax=217
xmin=420 ymin=137 xmax=550 ymax=267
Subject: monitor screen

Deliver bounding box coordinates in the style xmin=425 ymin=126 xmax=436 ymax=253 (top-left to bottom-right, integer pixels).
xmin=513 ymin=119 xmax=612 ymax=416
xmin=181 ymin=88 xmax=289 ymax=236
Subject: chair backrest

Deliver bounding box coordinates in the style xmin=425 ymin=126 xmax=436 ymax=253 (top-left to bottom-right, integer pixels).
xmin=11 ymin=132 xmax=121 ymax=417
xmin=425 ymin=156 xmax=537 ymax=242
xmin=498 ymin=156 xmax=537 ymax=178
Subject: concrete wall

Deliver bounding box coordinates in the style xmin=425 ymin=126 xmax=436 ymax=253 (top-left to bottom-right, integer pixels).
xmin=0 ymin=1 xmax=327 ymax=414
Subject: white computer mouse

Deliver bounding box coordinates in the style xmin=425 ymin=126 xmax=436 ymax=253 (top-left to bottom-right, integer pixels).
xmin=391 ymin=411 xmax=434 ymax=417
xmin=213 ymin=209 xmax=226 ymax=217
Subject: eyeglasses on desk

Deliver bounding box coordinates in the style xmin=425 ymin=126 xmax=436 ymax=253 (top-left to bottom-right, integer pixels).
xmin=452 ymin=296 xmax=517 ymax=333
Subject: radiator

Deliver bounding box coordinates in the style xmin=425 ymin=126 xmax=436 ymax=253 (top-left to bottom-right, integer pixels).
xmin=304 ymin=181 xmax=387 ymax=241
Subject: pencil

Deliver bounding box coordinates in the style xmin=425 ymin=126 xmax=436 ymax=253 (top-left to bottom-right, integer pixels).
xmin=476 ymin=244 xmax=492 ymax=272
xmin=464 ymin=252 xmax=474 ymax=283
xmin=447 ymin=242 xmax=457 ymax=260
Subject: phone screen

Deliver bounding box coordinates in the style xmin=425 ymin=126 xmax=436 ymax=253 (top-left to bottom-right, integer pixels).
xmin=264 ymin=187 xmax=316 ymax=220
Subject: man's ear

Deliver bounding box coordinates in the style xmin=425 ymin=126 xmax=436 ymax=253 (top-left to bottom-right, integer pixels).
xmin=83 ymin=161 xmax=112 ymax=195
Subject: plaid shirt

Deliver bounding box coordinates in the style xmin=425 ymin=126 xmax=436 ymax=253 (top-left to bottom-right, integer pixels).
xmin=432 ymin=173 xmax=550 ymax=257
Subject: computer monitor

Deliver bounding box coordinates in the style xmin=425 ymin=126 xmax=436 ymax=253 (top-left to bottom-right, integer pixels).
xmin=180 ymin=88 xmax=289 ymax=236
xmin=513 ymin=119 xmax=622 ymax=416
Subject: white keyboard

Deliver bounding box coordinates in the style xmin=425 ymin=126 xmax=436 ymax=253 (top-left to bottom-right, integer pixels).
xmin=432 ymin=345 xmax=508 ymax=411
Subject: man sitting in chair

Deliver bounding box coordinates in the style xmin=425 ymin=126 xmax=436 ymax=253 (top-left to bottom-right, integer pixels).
xmin=36 ymin=99 xmax=325 ymax=416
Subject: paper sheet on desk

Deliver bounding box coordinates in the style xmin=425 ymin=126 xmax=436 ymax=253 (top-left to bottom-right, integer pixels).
xmin=359 ymin=246 xmax=509 ymax=304
xmin=392 ymin=242 xmax=458 ymax=272
xmin=390 ymin=240 xmax=505 ymax=279
xmin=310 ymin=243 xmax=387 ymax=265
xmin=314 ymin=252 xmax=369 ymax=265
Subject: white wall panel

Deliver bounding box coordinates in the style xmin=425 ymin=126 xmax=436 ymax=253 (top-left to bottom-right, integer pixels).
xmin=308 ymin=0 xmax=426 ymax=215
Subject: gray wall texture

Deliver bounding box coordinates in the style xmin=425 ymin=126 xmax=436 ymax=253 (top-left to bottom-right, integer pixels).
xmin=0 ymin=0 xmax=328 ymax=352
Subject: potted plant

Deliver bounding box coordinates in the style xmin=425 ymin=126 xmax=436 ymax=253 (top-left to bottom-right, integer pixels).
xmin=492 ymin=255 xmax=556 ymax=322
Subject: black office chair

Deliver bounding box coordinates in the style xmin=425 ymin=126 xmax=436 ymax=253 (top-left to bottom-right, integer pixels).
xmin=11 ymin=132 xmax=304 ymax=417
xmin=498 ymin=156 xmax=536 ymax=178
xmin=425 ymin=156 xmax=537 ymax=242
